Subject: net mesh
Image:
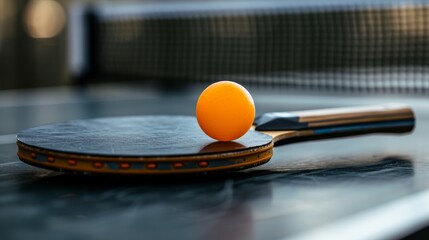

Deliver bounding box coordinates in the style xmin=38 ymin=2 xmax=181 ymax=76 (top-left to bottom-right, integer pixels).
xmin=87 ymin=1 xmax=429 ymax=93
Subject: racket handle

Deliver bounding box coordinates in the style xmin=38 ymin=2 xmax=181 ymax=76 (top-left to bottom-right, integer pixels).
xmin=254 ymin=104 xmax=415 ymax=143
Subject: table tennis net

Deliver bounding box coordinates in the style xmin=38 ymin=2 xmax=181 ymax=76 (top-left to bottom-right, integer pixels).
xmin=84 ymin=1 xmax=429 ymax=94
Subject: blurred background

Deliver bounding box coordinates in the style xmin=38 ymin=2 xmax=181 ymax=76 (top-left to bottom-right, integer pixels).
xmin=1 ymin=0 xmax=429 ymax=93
xmin=0 ymin=0 xmax=68 ymax=89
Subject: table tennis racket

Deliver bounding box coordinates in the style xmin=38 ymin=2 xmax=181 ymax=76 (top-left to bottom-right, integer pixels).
xmin=16 ymin=104 xmax=414 ymax=175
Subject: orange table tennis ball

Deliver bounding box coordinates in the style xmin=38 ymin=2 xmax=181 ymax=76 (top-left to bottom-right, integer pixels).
xmin=196 ymin=81 xmax=255 ymax=141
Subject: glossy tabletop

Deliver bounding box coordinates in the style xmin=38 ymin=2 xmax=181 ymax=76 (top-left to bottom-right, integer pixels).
xmin=1 ymin=83 xmax=429 ymax=240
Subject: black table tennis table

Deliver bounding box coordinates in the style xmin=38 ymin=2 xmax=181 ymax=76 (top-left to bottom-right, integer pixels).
xmin=1 ymin=83 xmax=428 ymax=240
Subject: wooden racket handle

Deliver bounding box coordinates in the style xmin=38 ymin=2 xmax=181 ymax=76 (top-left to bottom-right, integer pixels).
xmin=254 ymin=103 xmax=415 ymax=135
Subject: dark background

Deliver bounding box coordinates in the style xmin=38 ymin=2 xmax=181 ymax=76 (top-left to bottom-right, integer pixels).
xmin=2 ymin=0 xmax=429 ymax=92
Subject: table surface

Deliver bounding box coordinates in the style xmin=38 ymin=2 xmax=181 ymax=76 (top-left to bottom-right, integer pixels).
xmin=1 ymin=83 xmax=429 ymax=240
